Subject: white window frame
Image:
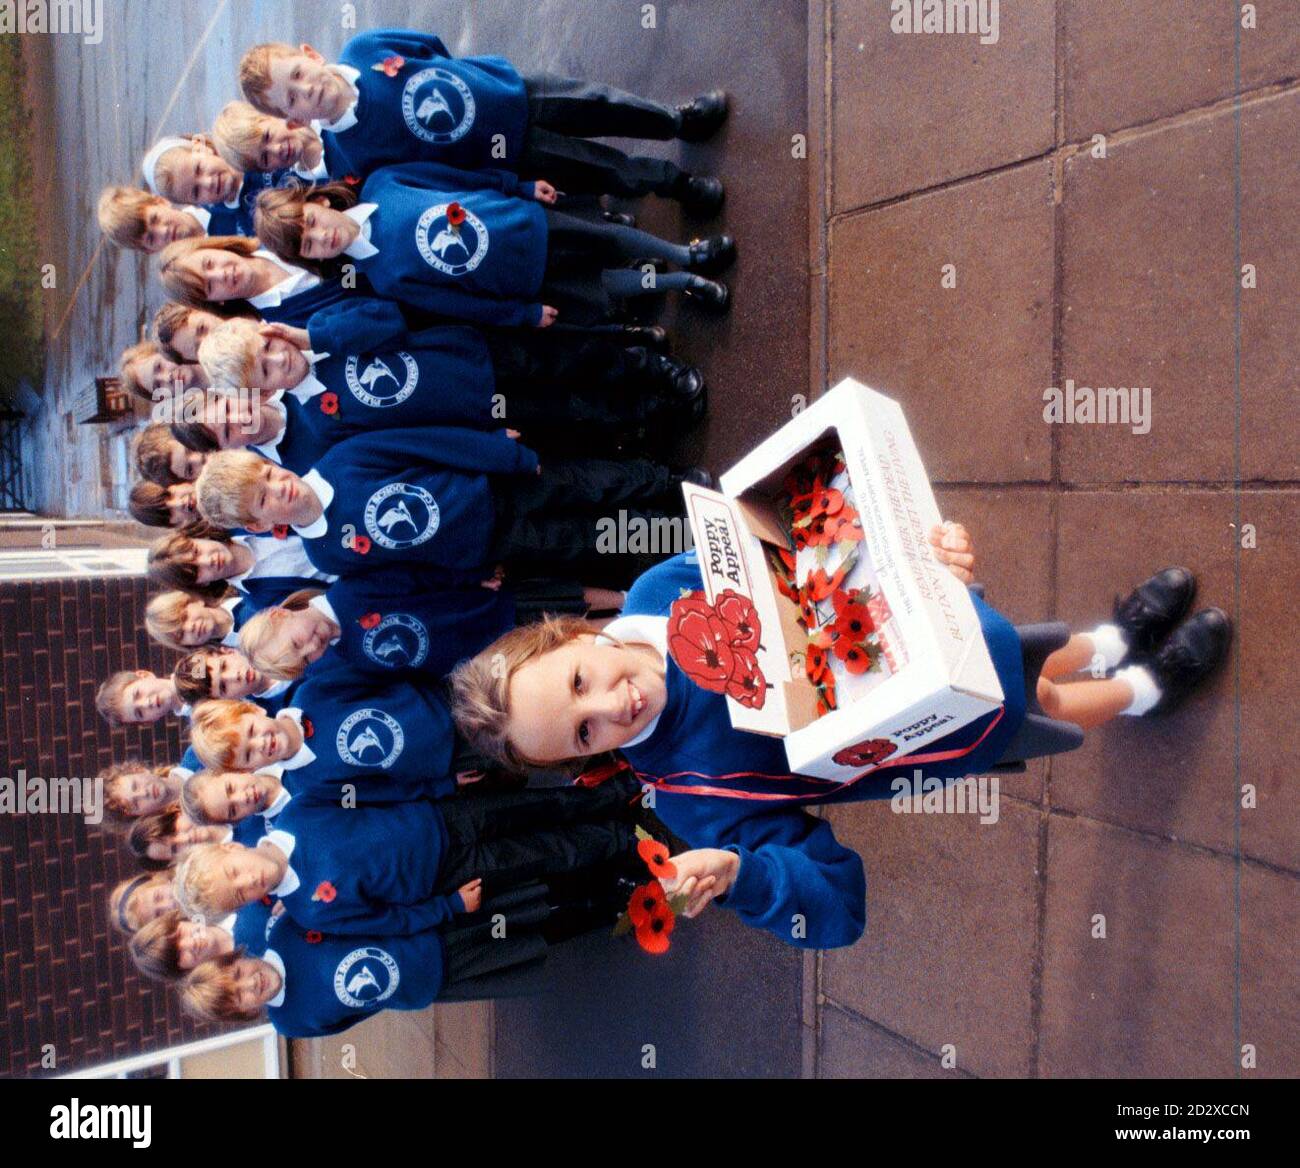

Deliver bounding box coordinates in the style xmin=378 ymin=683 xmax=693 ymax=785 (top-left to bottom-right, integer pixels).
xmin=58 ymin=1025 xmax=282 ymax=1079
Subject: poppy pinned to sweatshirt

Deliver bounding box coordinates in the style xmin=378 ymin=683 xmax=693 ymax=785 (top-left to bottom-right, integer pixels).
xmin=312 ymin=881 xmax=337 ymax=903
xmin=319 ymin=392 xmax=340 ymax=416
xmin=373 ymin=54 xmax=405 ymax=76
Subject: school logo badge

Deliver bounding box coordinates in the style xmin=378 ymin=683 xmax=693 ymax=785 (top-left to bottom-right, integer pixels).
xmin=335 ymin=708 xmax=405 ymax=768
xmin=415 ymin=204 xmax=489 ymax=276
xmin=401 ymin=67 xmax=476 ymax=143
xmin=334 ymin=946 xmax=400 ymax=1008
xmin=362 ymin=613 xmax=430 ymax=669
xmin=344 ymin=353 xmax=419 ymax=408
xmin=363 ymin=482 xmax=440 ymax=549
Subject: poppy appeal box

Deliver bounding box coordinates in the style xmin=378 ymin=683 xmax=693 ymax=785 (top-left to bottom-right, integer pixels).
xmin=678 ymin=377 xmax=1004 ymax=781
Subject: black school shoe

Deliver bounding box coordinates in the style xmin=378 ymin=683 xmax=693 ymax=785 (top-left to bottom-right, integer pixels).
xmin=621 ymin=324 xmax=670 ymax=351
xmin=1145 ymin=607 xmax=1232 ymax=715
xmin=1112 ymin=566 xmax=1197 ymax=660
xmin=687 ymin=234 xmax=737 ymax=276
xmin=677 ymin=175 xmax=725 ymax=217
xmin=676 ymin=90 xmax=729 ymax=141
xmin=636 ymin=350 xmax=705 ymax=404
xmin=682 ymin=274 xmax=730 ymax=312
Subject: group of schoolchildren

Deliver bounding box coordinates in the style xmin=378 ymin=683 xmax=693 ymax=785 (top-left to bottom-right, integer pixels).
xmin=96 ymin=28 xmax=736 ymax=1038
xmin=88 ymin=27 xmax=1234 ymax=1044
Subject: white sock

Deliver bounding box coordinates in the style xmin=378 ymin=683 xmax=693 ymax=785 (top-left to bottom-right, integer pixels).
xmin=1115 ymin=664 xmax=1161 ymax=716
xmin=1086 ymin=623 xmax=1129 ymax=671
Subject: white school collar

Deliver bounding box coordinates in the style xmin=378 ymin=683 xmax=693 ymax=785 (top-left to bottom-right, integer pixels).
xmin=284 ymin=352 xmax=331 ymax=404
xmin=261 ymin=785 xmax=292 ymax=819
xmin=315 ymin=65 xmax=362 ymax=134
xmin=250 ymin=392 xmax=290 ymax=465
xmin=307 ymin=592 xmax=343 ymax=645
xmin=263 ymin=946 xmax=288 ymax=1009
xmin=599 ymin=614 xmax=670 ymax=749
xmin=292 ymin=151 xmax=330 ymax=182
xmin=343 ymin=204 xmax=379 ymax=260
xmin=248 ymin=249 xmax=320 ymax=310
xmin=257 ymin=678 xmax=292 ymax=701
xmin=183 ymin=205 xmax=212 ymax=232
xmin=293 ymin=469 xmax=335 ymax=540
xmin=264 ymin=828 xmax=300 ymax=900
xmin=269 ymin=707 xmax=317 ymax=772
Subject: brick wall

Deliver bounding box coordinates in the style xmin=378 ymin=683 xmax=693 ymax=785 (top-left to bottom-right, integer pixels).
xmin=0 ymin=574 xmax=223 ymax=1077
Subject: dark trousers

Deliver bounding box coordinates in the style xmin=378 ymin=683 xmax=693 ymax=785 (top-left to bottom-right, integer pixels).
xmin=439 ymin=882 xmax=550 ymax=999
xmin=492 ymin=456 xmax=681 ymax=581
xmin=519 ymin=74 xmax=684 ymax=199
xmin=437 ymin=784 xmax=637 ymax=897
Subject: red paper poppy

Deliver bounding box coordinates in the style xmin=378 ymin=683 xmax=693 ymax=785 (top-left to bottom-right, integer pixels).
xmin=312 ymin=881 xmax=337 ymax=903
xmin=667 ymin=605 xmax=735 ymax=692
xmin=714 ymin=588 xmax=761 ymax=651
xmin=670 ymin=590 xmax=716 ymax=622
xmin=271 ymin=524 xmax=290 ymax=540
xmin=812 ymin=487 xmax=844 ymax=516
xmin=447 ymin=202 xmax=467 ymax=227
xmin=358 ymin=612 xmax=382 ymax=630
xmin=351 ymin=534 xmax=372 ymax=555
xmin=832 ymin=737 xmax=898 ymax=768
xmin=839 ymin=643 xmax=874 ymax=675
xmin=805 ymin=642 xmax=830 ymax=683
xmin=826 ymin=509 xmax=863 ymax=543
xmin=373 ymin=54 xmax=405 ymax=76
xmin=635 ymin=905 xmax=675 ymax=955
xmin=725 ymin=646 xmax=767 ymax=709
xmin=832 ymin=597 xmax=873 ymax=643
xmin=305 ymin=930 xmax=323 ymax=944
xmin=319 ymin=392 xmax=339 ymax=415
xmin=637 ymin=837 xmax=677 ymax=881
xmin=342 ymin=174 xmax=361 ymax=187
xmin=301 ymin=716 xmax=314 ymax=740
xmin=260 ymin=895 xmax=274 ymax=906
xmin=805 ymin=564 xmax=849 ymax=603
xmin=626 ymin=880 xmax=667 ymax=928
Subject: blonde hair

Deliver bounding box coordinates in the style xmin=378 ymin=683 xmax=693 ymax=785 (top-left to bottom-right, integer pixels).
xmin=110 ymin=871 xmax=175 ymax=935
xmin=145 ymin=590 xmax=204 ymax=652
xmin=95 ymin=670 xmax=143 ymax=726
xmin=239 ymin=42 xmax=300 ymax=115
xmin=97 ymin=185 xmax=164 ymax=250
xmin=120 ymin=340 xmax=165 ymax=402
xmin=449 ymin=615 xmax=605 ymax=774
xmin=130 ymin=910 xmax=188 ymax=981
xmin=195 ymin=449 xmax=265 ymax=529
xmin=238 ymin=589 xmax=323 ymax=680
xmin=189 ymin=698 xmax=261 ymax=770
xmin=212 ymin=101 xmax=275 ymax=171
xmin=183 ymin=951 xmax=263 ymax=1023
xmin=150 ymin=133 xmax=215 ymax=203
xmin=158 ymin=235 xmax=261 ymax=307
xmin=180 ymin=769 xmax=225 ymax=826
xmin=197 ymin=318 xmax=262 ymax=390
xmin=173 ymin=841 xmax=237 ymax=922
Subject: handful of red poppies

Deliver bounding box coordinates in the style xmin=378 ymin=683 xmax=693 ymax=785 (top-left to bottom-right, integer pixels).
xmin=613 ymin=828 xmax=686 ymax=954
xmin=665 ymin=587 xmax=768 ymax=710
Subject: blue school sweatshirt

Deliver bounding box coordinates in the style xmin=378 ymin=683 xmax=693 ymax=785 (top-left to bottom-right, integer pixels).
xmin=356 ymin=163 xmax=548 ymax=328
xmin=275 ymin=669 xmax=458 ymax=804
xmin=313 ymin=567 xmax=513 ymax=679
xmin=251 ymin=390 xmax=334 ymax=477
xmin=255 ymin=271 xmax=381 ymax=330
xmin=232 ymin=896 xmax=277 ymax=956
xmin=204 ymin=168 xmax=296 ymax=237
xmin=289 ymin=327 xmax=500 ymax=445
xmin=261 ymin=911 xmax=445 ymax=1038
xmin=332 ymin=29 xmax=528 ymax=177
xmin=294 ymin=426 xmax=538 ymax=579
xmin=618 ymin=553 xmax=1027 ymax=951
xmin=304 ymin=295 xmax=441 ymax=357
xmin=267 ymin=799 xmax=460 ymax=935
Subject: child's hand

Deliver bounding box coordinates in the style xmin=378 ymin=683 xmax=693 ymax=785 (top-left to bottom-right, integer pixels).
xmin=457 ymin=879 xmax=482 ymax=913
xmin=660 ymin=848 xmax=740 ymax=918
xmin=532 ymin=180 xmax=559 ymax=204
xmin=258 ymin=322 xmax=311 ymax=349
xmin=505 ymin=428 xmax=521 ymax=440
xmin=929 ymin=521 xmax=975 ymax=584
xmin=479 ymin=563 xmax=506 ymax=590
xmin=456 ymin=768 xmax=486 ymax=786
xmin=536 ymin=305 xmax=559 ymax=328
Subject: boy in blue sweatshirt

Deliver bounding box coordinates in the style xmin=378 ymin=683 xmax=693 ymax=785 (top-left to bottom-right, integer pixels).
xmin=172 ymin=645 xmax=295 ymax=712
xmin=253 ymin=168 xmax=734 ymax=329
xmin=195 ymin=436 xmax=689 ymax=583
xmin=175 ymin=779 xmax=639 ymax=935
xmin=147 ymin=528 xmax=336 ymax=606
xmin=190 ymin=315 xmax=704 ymax=456
xmin=239 ymin=32 xmax=726 ymax=212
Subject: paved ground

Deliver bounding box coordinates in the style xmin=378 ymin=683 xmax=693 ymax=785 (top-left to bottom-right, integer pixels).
xmin=22 ymin=0 xmax=1298 ymax=1077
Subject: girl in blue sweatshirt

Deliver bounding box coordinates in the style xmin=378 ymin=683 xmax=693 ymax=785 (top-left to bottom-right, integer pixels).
xmin=253 ymin=168 xmax=733 ymax=330
xmin=239 ymin=31 xmax=727 ymax=210
xmin=450 ymin=538 xmax=1230 ymax=951
xmin=196 ymin=435 xmax=692 ymax=585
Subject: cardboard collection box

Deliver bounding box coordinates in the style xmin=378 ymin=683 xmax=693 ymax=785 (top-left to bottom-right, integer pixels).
xmin=681 ymin=377 xmax=1004 ymax=781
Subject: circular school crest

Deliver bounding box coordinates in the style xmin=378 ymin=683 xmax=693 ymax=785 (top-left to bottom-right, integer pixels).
xmin=362 ymin=613 xmax=430 ymax=670
xmin=415 ymin=204 xmax=489 ymax=276
xmin=334 ymin=946 xmax=400 ymax=1008
xmin=401 ymin=67 xmax=476 ymax=143
xmin=344 ymin=352 xmax=419 ymax=408
xmin=335 ymin=708 xmax=405 ymax=768
xmin=363 ymin=482 xmax=440 ymax=549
